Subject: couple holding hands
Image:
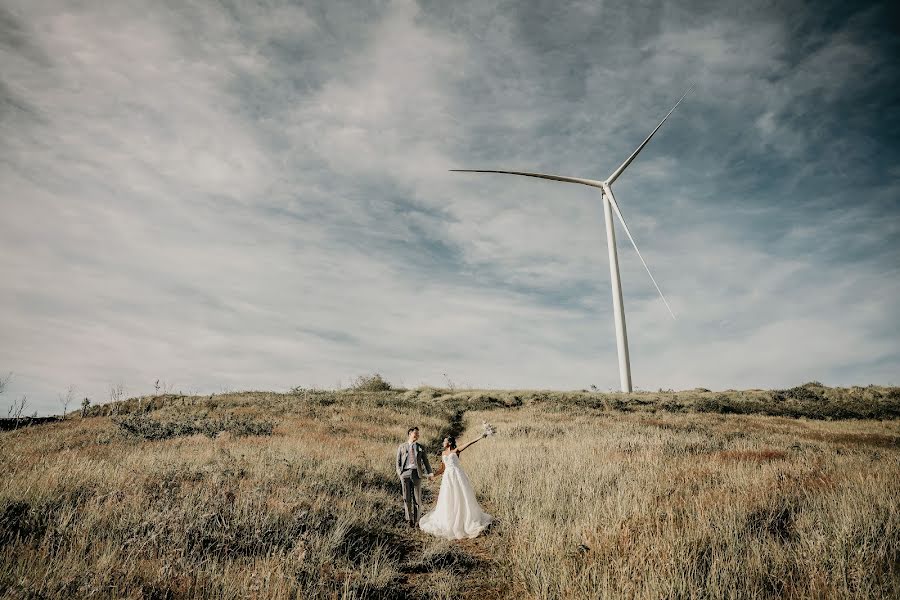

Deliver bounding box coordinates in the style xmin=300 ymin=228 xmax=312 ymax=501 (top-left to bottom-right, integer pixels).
xmin=395 ymin=424 xmax=495 ymax=539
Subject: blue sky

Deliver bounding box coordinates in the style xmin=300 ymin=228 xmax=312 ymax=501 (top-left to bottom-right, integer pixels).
xmin=2 ymin=0 xmax=898 ymax=414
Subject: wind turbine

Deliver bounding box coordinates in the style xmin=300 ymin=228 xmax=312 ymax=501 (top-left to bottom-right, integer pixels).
xmin=452 ymin=86 xmax=692 ymax=393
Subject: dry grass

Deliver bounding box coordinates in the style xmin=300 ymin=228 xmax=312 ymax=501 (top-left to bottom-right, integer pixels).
xmin=463 ymin=408 xmax=900 ymax=599
xmin=1 ymin=398 xmax=451 ymax=599
xmin=1 ymin=387 xmax=898 ymax=599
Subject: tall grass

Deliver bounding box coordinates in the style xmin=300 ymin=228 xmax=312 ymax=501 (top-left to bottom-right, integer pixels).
xmin=1 ymin=387 xmax=898 ymax=598
xmin=1 ymin=400 xmax=450 ymax=598
xmin=463 ymin=409 xmax=900 ymax=599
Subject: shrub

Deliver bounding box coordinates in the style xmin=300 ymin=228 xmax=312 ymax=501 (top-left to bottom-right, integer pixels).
xmin=694 ymin=394 xmax=754 ymax=415
xmin=113 ymin=414 xmax=274 ymax=440
xmin=349 ymin=373 xmax=392 ymax=392
xmin=773 ymin=385 xmax=824 ymax=402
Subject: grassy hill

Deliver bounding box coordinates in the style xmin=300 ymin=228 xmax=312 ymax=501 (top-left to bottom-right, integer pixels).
xmin=1 ymin=385 xmax=898 ymax=598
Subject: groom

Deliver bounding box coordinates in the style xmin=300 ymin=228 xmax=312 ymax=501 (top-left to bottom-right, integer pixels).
xmin=396 ymin=426 xmax=433 ymax=528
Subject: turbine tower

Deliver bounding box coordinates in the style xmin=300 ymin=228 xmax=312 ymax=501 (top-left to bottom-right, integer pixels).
xmin=452 ymin=86 xmax=692 ymax=393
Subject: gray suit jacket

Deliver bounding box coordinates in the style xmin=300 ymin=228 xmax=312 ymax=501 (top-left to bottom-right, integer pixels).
xmin=396 ymin=442 xmax=432 ymax=478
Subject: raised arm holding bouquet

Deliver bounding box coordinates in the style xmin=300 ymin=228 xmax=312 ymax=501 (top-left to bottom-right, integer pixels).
xmin=454 ymin=421 xmax=497 ymax=455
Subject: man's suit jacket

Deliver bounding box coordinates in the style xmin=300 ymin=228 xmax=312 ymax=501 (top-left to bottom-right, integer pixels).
xmin=396 ymin=442 xmax=432 ymax=478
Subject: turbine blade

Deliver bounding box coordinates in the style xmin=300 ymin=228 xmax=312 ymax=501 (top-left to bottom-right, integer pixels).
xmin=451 ymin=169 xmax=604 ymax=189
xmin=605 ymin=84 xmax=693 ymax=186
xmin=604 ymin=185 xmax=676 ymax=320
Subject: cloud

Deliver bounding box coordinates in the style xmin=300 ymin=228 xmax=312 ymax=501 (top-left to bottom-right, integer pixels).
xmin=1 ymin=0 xmax=898 ymax=414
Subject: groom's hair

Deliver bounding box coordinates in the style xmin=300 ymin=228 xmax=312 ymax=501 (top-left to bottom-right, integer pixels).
xmin=407 ymin=427 xmax=419 ymax=435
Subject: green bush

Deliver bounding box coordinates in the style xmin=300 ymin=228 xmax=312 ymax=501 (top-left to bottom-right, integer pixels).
xmin=113 ymin=414 xmax=274 ymax=440
xmin=349 ymin=373 xmax=392 ymax=392
xmin=692 ymin=389 xmax=900 ymax=420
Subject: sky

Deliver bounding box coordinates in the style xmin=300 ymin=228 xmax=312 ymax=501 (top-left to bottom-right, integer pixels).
xmin=2 ymin=0 xmax=899 ymax=415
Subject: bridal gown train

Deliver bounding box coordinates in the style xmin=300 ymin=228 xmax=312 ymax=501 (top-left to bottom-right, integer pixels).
xmin=418 ymin=451 xmax=493 ymax=539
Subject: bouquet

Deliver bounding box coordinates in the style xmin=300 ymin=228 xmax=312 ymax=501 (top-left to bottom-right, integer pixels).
xmin=481 ymin=421 xmax=497 ymax=438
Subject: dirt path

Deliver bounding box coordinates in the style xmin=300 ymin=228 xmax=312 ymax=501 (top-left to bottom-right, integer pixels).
xmin=456 ymin=499 xmax=508 ymax=599
xmin=396 ymin=409 xmax=509 ymax=599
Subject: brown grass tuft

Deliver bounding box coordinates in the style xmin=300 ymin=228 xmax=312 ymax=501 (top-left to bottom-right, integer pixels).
xmin=714 ymin=448 xmax=790 ymax=462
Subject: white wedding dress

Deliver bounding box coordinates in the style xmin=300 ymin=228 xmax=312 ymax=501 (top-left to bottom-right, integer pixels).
xmin=418 ymin=451 xmax=493 ymax=539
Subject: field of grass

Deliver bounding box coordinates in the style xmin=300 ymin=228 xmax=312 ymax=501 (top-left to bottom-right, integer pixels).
xmin=1 ymin=385 xmax=898 ymax=599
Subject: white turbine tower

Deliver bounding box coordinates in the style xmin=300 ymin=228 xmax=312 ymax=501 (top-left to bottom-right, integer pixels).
xmin=452 ymin=86 xmax=692 ymax=393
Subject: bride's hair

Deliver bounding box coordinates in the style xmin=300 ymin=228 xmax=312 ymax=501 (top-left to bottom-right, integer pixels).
xmin=445 ymin=436 xmax=457 ymax=449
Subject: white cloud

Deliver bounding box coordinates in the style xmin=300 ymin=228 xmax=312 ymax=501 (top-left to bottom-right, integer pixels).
xmin=1 ymin=0 xmax=897 ymax=413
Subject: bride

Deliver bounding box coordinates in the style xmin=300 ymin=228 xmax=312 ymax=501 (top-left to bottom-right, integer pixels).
xmin=418 ymin=433 xmax=493 ymax=539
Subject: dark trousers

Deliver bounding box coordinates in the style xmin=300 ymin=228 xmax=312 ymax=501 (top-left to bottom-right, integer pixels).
xmin=400 ymin=470 xmax=422 ymax=524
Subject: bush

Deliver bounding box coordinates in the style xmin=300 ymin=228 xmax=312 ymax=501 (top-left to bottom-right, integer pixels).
xmin=691 ymin=388 xmax=900 ymax=420
xmin=349 ymin=373 xmax=392 ymax=392
xmin=694 ymin=395 xmax=753 ymax=415
xmin=113 ymin=414 xmax=274 ymax=440
xmin=773 ymin=385 xmax=825 ymax=402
